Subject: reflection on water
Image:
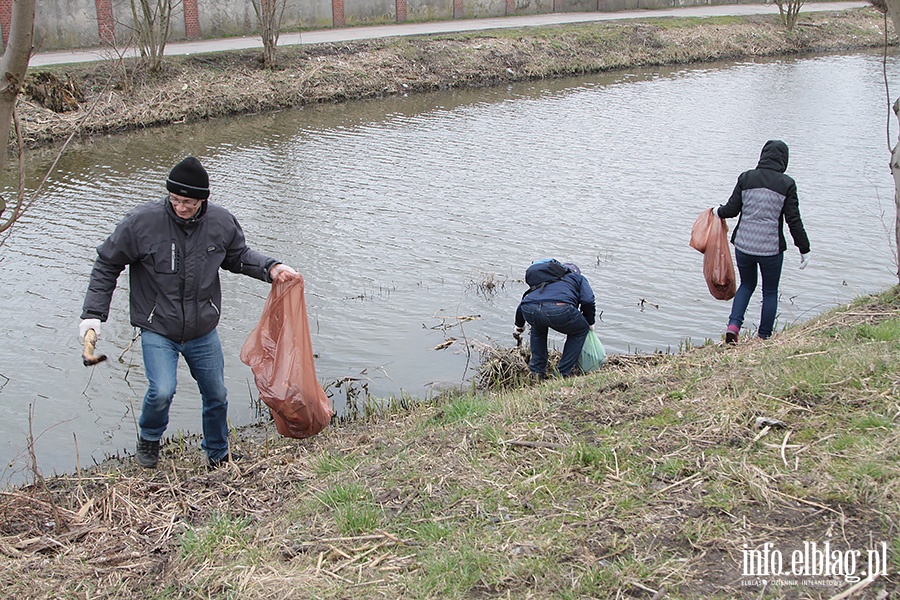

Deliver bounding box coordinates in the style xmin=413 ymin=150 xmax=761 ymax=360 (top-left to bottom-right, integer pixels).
xmin=1 ymin=51 xmax=897 ymax=485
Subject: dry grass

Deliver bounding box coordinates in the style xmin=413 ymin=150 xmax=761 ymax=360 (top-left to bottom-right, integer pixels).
xmin=14 ymin=7 xmax=896 ymax=150
xmin=2 ymin=288 xmax=899 ymax=598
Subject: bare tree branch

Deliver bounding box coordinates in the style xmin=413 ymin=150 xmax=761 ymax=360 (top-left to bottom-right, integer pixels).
xmin=130 ymin=0 xmax=173 ymax=72
xmin=251 ymin=0 xmax=290 ymax=68
xmin=0 ymin=0 xmax=35 ymax=231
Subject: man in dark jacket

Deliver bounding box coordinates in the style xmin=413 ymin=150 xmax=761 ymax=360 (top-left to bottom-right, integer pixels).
xmin=514 ymin=260 xmax=596 ymax=378
xmin=79 ymin=156 xmax=300 ymax=469
xmin=714 ymin=139 xmax=810 ymax=342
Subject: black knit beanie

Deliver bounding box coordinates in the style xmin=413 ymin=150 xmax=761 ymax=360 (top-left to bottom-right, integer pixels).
xmin=166 ymin=156 xmax=210 ymax=199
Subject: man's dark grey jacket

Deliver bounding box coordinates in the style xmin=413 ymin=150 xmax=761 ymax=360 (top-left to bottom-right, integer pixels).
xmin=82 ymin=198 xmax=278 ymax=342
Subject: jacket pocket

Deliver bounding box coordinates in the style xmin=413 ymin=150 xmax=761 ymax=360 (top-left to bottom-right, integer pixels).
xmin=150 ymin=240 xmax=178 ymax=274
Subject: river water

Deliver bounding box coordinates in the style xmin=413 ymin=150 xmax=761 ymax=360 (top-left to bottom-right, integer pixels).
xmin=1 ymin=50 xmax=897 ymax=485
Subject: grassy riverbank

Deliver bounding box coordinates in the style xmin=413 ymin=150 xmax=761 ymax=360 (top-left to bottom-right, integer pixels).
xmin=1 ymin=288 xmax=899 ymax=598
xmin=17 ymin=6 xmax=897 ymax=150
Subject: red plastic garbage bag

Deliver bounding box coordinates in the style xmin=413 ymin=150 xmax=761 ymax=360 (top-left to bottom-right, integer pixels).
xmin=240 ymin=276 xmax=333 ymax=438
xmin=690 ymin=208 xmax=736 ymax=301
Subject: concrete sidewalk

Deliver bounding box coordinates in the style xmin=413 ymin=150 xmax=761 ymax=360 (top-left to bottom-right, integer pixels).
xmin=30 ymin=1 xmax=869 ymax=67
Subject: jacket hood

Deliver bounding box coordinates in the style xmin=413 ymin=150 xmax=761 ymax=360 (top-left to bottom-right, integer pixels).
xmin=756 ymin=139 xmax=789 ymax=173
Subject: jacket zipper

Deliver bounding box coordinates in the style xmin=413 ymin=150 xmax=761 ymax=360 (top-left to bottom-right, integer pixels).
xmin=209 ymin=299 xmax=220 ymax=316
xmin=148 ymin=305 xmax=156 ymax=323
xmin=171 ymin=242 xmax=176 ymax=272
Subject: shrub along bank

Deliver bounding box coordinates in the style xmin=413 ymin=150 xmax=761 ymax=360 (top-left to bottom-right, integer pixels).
xmin=1 ymin=287 xmax=898 ymax=598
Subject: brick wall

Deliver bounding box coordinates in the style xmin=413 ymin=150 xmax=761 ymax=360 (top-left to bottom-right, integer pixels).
xmin=21 ymin=0 xmax=769 ymax=52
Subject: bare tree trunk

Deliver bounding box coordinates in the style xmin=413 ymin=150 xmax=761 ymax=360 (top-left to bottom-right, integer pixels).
xmin=774 ymin=0 xmax=804 ymax=31
xmin=252 ymin=0 xmax=289 ymax=69
xmin=892 ymin=98 xmax=900 ymax=283
xmin=883 ymin=0 xmax=900 ymax=282
xmin=130 ymin=0 xmax=173 ymax=72
xmin=0 ymin=0 xmax=35 ymax=232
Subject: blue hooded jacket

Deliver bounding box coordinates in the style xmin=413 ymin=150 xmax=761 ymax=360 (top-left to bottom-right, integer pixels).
xmin=515 ymin=266 xmax=596 ymax=327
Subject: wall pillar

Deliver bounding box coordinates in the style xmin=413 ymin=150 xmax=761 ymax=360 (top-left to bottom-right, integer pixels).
xmin=553 ymin=0 xmax=563 ymax=11
xmin=0 ymin=0 xmax=11 ymax=47
xmin=95 ymin=0 xmax=115 ymax=44
xmin=506 ymin=0 xmax=515 ymax=16
xmin=396 ymin=0 xmax=407 ymax=22
xmin=183 ymin=0 xmax=201 ymax=39
xmin=453 ymin=0 xmax=463 ymax=19
xmin=332 ymin=0 xmax=345 ymax=27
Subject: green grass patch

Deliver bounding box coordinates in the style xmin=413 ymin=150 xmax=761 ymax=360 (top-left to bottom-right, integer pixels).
xmin=428 ymin=393 xmax=494 ymax=425
xmin=854 ymin=317 xmax=900 ymax=341
xmin=179 ymin=512 xmax=254 ymax=561
xmin=314 ymin=482 xmax=382 ymax=535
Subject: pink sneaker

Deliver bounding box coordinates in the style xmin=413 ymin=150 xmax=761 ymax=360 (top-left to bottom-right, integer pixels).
xmin=725 ymin=325 xmax=739 ymax=345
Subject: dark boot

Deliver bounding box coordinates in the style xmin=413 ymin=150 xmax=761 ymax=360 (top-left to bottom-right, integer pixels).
xmin=208 ymin=449 xmax=244 ymax=469
xmin=136 ymin=437 xmax=160 ymax=469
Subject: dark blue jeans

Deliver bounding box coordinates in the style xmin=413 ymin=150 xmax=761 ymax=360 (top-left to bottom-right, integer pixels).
xmin=729 ymin=248 xmax=784 ymax=339
xmin=520 ymin=302 xmax=590 ymax=377
xmin=139 ymin=329 xmax=230 ymax=462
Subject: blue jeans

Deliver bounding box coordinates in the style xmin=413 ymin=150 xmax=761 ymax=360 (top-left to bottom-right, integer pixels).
xmin=729 ymin=249 xmax=784 ymax=339
xmin=139 ymin=328 xmax=230 ymax=461
xmin=520 ymin=302 xmax=590 ymax=377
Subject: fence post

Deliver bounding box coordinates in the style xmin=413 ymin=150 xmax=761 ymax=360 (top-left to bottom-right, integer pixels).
xmin=95 ymin=0 xmax=115 ymax=44
xmin=0 ymin=0 xmax=11 ymax=47
xmin=183 ymin=0 xmax=201 ymax=39
xmin=333 ymin=0 xmax=345 ymax=27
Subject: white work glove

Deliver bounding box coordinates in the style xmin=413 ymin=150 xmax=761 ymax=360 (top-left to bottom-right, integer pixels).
xmin=710 ymin=206 xmax=720 ymax=218
xmin=270 ymin=263 xmax=298 ymax=283
xmin=513 ymin=326 xmax=525 ymax=343
xmin=799 ymin=252 xmax=810 ymax=270
xmin=79 ymin=318 xmax=102 ymax=341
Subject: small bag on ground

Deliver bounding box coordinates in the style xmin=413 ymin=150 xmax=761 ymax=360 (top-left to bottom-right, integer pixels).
xmin=240 ymin=276 xmax=333 ymax=438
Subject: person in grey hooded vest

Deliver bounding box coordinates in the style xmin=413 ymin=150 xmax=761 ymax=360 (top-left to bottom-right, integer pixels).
xmin=714 ymin=140 xmax=810 ymax=343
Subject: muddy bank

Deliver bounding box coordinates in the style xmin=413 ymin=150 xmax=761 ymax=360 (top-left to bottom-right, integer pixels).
xmin=16 ymin=7 xmax=896 ymax=150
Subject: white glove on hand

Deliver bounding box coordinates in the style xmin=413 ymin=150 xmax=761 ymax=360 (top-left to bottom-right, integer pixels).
xmin=270 ymin=263 xmax=298 ymax=283
xmin=513 ymin=326 xmax=525 ymax=342
xmin=79 ymin=318 xmax=101 ymax=341
xmin=710 ymin=207 xmax=720 ymax=218
xmin=799 ymin=252 xmax=810 ymax=270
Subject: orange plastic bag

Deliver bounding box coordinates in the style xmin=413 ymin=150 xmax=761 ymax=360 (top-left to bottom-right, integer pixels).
xmin=690 ymin=208 xmax=737 ymax=301
xmin=240 ymin=276 xmax=333 ymax=438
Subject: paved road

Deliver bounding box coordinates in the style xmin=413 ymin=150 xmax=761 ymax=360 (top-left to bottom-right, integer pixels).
xmin=30 ymin=1 xmax=869 ymax=67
